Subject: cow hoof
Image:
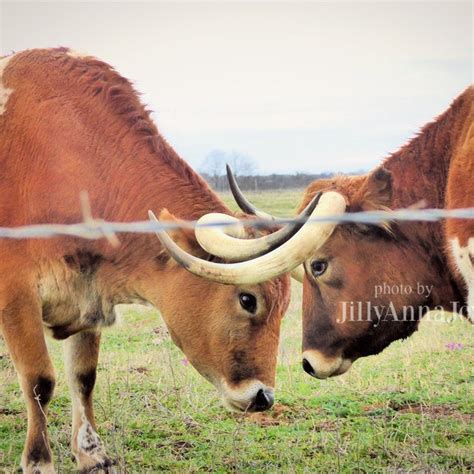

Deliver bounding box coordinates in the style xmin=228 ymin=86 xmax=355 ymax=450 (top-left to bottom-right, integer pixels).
xmin=20 ymin=461 xmax=56 ymax=474
xmin=74 ymin=420 xmax=115 ymax=473
xmin=78 ymin=457 xmax=116 ymax=473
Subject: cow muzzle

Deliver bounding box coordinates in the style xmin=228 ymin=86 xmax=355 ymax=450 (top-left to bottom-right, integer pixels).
xmin=302 ymin=350 xmax=352 ymax=379
xmin=219 ymin=379 xmax=275 ymax=412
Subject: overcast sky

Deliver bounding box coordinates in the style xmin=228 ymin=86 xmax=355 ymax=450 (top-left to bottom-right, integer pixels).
xmin=1 ymin=1 xmax=472 ymax=174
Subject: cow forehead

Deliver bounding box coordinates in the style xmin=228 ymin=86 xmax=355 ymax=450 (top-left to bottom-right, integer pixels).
xmin=0 ymin=53 xmax=15 ymax=115
xmin=260 ymin=276 xmax=291 ymax=317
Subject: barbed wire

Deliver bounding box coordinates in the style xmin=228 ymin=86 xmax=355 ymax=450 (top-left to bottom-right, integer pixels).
xmin=0 ymin=193 xmax=472 ymax=245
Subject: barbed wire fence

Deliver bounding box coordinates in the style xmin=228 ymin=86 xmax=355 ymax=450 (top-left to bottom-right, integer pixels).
xmin=0 ymin=192 xmax=472 ymax=247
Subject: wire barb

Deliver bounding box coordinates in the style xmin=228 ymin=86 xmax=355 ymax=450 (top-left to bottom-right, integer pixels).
xmin=79 ymin=191 xmax=120 ymax=247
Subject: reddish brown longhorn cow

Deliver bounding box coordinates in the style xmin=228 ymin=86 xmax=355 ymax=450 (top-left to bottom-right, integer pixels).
xmin=295 ymin=86 xmax=473 ymax=378
xmin=225 ymin=87 xmax=473 ymax=379
xmin=0 ymin=48 xmax=343 ymax=473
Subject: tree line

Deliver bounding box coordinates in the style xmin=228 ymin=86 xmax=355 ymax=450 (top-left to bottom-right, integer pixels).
xmin=199 ymin=149 xmax=336 ymax=191
xmin=200 ymin=171 xmax=335 ymax=191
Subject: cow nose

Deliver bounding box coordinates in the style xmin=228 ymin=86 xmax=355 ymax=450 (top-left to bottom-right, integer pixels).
xmin=253 ymin=388 xmax=274 ymax=411
xmin=302 ymin=358 xmax=317 ymax=377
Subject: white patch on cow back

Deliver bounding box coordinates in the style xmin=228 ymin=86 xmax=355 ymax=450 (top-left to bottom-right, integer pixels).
xmin=450 ymin=237 xmax=474 ymax=321
xmin=66 ymin=49 xmax=93 ymax=59
xmin=0 ymin=53 xmax=15 ymax=115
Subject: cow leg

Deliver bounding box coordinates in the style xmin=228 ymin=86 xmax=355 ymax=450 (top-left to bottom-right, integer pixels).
xmin=63 ymin=330 xmax=114 ymax=473
xmin=0 ymin=292 xmax=55 ymax=473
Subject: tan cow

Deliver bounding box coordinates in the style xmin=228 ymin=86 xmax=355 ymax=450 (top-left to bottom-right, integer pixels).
xmin=0 ymin=48 xmax=342 ymax=473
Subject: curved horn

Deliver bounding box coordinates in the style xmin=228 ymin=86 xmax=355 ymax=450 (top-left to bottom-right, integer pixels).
xmin=226 ymin=164 xmax=274 ymax=219
xmin=290 ymin=265 xmax=305 ymax=283
xmin=194 ymin=193 xmax=321 ymax=262
xmin=149 ymin=191 xmax=346 ymax=285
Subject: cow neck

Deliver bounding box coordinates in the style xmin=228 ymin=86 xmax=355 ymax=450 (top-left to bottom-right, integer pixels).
xmin=380 ymin=89 xmax=472 ymax=309
xmin=101 ymin=138 xmax=233 ymax=305
xmin=137 ymin=140 xmax=229 ymax=221
xmin=382 ymin=89 xmax=471 ymax=242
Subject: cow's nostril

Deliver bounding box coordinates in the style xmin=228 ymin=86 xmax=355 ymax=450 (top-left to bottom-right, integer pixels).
xmin=302 ymin=358 xmax=316 ymax=377
xmin=254 ymin=388 xmax=274 ymax=411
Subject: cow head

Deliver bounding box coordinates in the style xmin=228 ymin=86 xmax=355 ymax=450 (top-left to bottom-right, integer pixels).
xmin=147 ymin=185 xmax=345 ymax=411
xmin=298 ymin=168 xmax=443 ymax=378
xmin=156 ymin=231 xmax=290 ymax=412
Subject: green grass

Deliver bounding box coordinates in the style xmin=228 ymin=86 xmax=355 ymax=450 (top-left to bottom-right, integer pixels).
xmin=1 ymin=190 xmax=473 ymax=473
xmin=220 ymin=189 xmax=305 ymax=217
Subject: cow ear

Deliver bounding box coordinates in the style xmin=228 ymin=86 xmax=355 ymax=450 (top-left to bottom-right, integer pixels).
xmin=157 ymin=209 xmax=208 ymax=258
xmin=356 ymin=167 xmax=392 ymax=211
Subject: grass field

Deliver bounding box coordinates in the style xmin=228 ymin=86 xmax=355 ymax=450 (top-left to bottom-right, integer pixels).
xmin=0 ymin=190 xmax=473 ymax=473
xmin=221 ymin=189 xmax=304 ymax=217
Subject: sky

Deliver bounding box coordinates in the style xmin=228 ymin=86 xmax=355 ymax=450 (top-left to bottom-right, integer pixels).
xmin=1 ymin=1 xmax=472 ymax=174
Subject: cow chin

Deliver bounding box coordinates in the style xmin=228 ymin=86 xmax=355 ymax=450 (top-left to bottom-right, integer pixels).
xmin=302 ymin=350 xmax=352 ymax=379
xmin=218 ymin=379 xmax=275 ymax=413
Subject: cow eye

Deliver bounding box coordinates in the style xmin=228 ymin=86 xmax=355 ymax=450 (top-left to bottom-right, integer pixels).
xmin=239 ymin=293 xmax=257 ymax=314
xmin=311 ymin=260 xmax=328 ymax=277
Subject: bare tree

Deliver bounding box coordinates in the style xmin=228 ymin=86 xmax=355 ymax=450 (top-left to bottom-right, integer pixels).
xmin=199 ymin=150 xmax=258 ymax=190
xmin=227 ymin=151 xmax=257 ymax=177
xmin=199 ymin=149 xmax=227 ymax=189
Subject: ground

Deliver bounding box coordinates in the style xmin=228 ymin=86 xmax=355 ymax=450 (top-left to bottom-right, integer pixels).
xmin=0 ymin=190 xmax=473 ymax=472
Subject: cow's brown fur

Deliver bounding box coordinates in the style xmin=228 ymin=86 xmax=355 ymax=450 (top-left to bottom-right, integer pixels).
xmin=299 ymin=86 xmax=473 ymax=377
xmin=0 ymin=48 xmax=290 ymax=472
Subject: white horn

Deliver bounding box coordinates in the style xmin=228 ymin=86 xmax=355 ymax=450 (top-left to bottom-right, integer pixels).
xmin=290 ymin=265 xmax=305 ymax=283
xmin=149 ymin=191 xmax=346 ymax=285
xmin=194 ymin=194 xmax=321 ymax=262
